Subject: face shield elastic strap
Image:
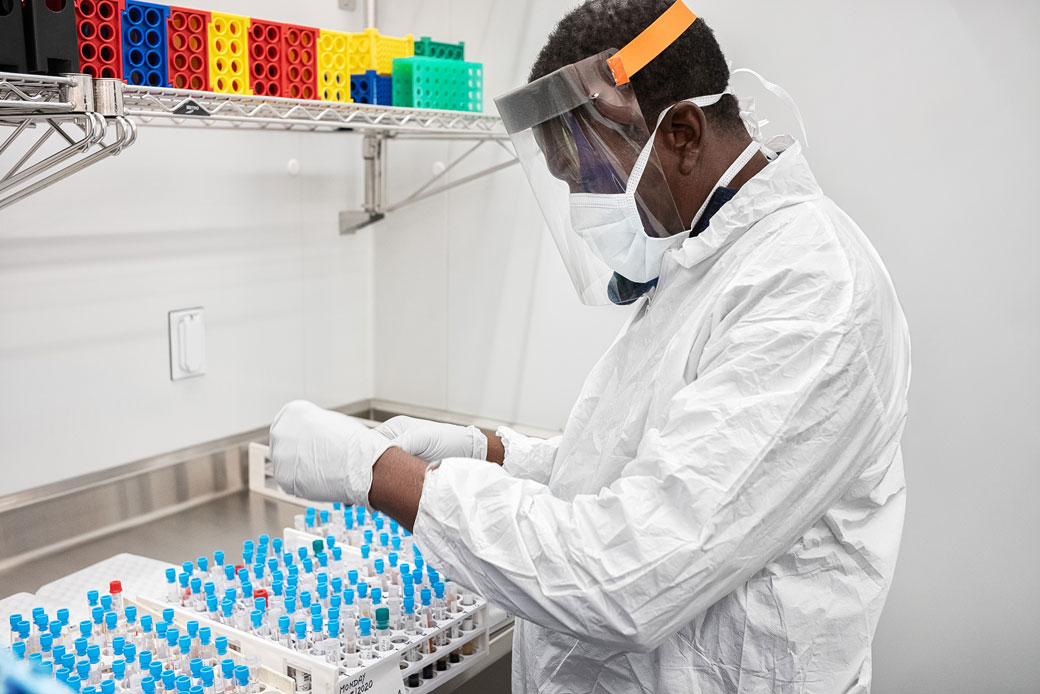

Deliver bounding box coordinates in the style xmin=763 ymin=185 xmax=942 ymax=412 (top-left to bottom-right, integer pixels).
xmin=643 ymin=68 xmax=811 ymax=164
xmin=729 ymin=68 xmax=810 ymax=157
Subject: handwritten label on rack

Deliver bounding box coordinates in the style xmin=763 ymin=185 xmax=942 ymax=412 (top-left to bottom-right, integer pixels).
xmin=338 ymin=655 xmax=405 ymax=694
xmin=172 ymin=99 xmax=208 ymax=117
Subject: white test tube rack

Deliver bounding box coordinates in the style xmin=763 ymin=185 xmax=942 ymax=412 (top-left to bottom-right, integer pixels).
xmin=136 ymin=529 xmax=490 ymax=694
xmin=121 ymin=597 xmax=295 ymax=694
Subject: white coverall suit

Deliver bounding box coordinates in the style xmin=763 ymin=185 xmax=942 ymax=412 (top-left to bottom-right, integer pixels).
xmin=413 ymin=142 xmax=911 ymax=693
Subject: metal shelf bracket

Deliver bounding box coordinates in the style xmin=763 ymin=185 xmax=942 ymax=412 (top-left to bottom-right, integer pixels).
xmin=339 ymin=133 xmax=518 ymax=234
xmin=1 ymin=72 xmax=136 ymax=212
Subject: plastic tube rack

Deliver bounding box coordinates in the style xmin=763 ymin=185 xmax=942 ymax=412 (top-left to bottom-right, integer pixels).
xmin=2 ymin=583 xmax=294 ymax=694
xmin=136 ymin=593 xmax=488 ymax=694
xmin=136 ymin=525 xmax=489 ymax=694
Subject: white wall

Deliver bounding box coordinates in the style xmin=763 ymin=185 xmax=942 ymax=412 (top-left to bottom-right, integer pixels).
xmin=0 ymin=0 xmax=380 ymax=493
xmin=371 ymin=1 xmax=1040 ymax=692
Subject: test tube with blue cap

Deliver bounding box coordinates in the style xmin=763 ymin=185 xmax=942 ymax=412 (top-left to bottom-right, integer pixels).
xmin=214 ymin=636 xmax=228 ymax=661
xmin=111 ymin=659 xmax=126 ymax=689
xmin=198 ymin=626 xmax=212 ymax=662
xmin=357 ymin=583 xmax=371 ymax=620
xmin=177 ymin=573 xmax=190 ymax=605
xmin=403 ymin=596 xmax=421 ymax=635
xmin=189 ymin=578 xmax=203 ymax=611
xmin=154 ymin=623 xmax=168 ymax=660
xmin=292 ymin=621 xmax=307 ymax=652
xmin=218 ymin=659 xmax=234 ymax=694
xmin=165 ymin=625 xmax=179 ymax=657
xmin=220 ymin=599 xmax=234 ymax=628
xmin=357 ymin=618 xmax=375 ymax=661
xmin=165 ymin=569 xmax=178 ymax=603
xmin=161 ymin=668 xmax=176 ymax=694
xmin=178 ymin=635 xmax=193 ymax=671
xmin=46 ymin=617 xmax=62 ymax=644
xmin=234 ymin=665 xmax=255 ymax=694
xmin=276 ymin=616 xmax=291 ymax=649
xmin=200 ymin=666 xmax=215 ymax=694
xmin=86 ymin=645 xmax=101 ymax=683
xmin=103 ymin=612 xmax=118 ymax=646
xmin=309 ymin=614 xmax=322 ymax=642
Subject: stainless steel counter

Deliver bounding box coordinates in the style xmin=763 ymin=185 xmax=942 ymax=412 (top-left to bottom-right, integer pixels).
xmin=0 ymin=490 xmax=298 ymax=597
xmin=0 ymin=400 xmax=528 ymax=691
xmin=0 ymin=490 xmax=512 ymax=692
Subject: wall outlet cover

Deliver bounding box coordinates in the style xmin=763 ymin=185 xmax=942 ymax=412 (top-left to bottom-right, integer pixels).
xmin=168 ymin=307 xmax=206 ymax=381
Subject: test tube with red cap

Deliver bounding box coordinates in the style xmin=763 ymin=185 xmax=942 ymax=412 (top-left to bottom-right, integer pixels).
xmin=109 ymin=581 xmax=123 ymax=612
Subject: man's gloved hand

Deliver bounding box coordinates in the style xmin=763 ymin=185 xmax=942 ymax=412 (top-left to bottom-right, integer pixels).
xmin=270 ymin=400 xmax=391 ymax=506
xmin=374 ymin=416 xmax=488 ymax=463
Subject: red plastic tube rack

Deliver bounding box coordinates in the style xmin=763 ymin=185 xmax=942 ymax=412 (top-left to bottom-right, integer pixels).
xmin=74 ymin=0 xmax=123 ymax=79
xmin=248 ymin=19 xmax=283 ymax=97
xmin=281 ymin=23 xmax=318 ymax=100
xmin=167 ymin=5 xmax=209 ymax=90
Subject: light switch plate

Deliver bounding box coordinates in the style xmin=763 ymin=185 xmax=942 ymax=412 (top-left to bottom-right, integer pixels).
xmin=168 ymin=307 xmax=206 ymax=381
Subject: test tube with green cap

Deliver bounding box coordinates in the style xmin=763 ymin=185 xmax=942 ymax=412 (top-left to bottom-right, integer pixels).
xmin=374 ymin=608 xmax=391 ymax=653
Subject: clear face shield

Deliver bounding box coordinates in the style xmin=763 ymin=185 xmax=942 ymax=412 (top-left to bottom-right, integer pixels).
xmin=495 ymin=50 xmax=686 ymax=305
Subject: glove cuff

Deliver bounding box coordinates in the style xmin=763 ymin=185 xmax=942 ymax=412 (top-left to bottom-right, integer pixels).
xmin=466 ymin=426 xmax=489 ymax=461
xmin=357 ymin=432 xmax=392 ymax=508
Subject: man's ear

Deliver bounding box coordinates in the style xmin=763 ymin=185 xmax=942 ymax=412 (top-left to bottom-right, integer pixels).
xmin=661 ymin=102 xmax=708 ymax=175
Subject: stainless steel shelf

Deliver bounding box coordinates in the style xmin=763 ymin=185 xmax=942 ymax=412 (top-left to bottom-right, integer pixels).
xmin=0 ymin=72 xmax=514 ymax=215
xmin=121 ymin=85 xmax=508 ymax=139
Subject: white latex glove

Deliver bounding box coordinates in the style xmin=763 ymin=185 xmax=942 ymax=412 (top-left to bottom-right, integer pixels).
xmin=270 ymin=400 xmax=391 ymax=506
xmin=374 ymin=415 xmax=488 ymax=463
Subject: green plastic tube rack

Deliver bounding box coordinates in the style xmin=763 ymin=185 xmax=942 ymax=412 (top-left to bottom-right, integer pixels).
xmin=414 ymin=36 xmax=465 ymax=61
xmin=391 ymin=56 xmax=483 ymax=112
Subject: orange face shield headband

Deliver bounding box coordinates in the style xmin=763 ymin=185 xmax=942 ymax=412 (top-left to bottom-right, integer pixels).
xmin=606 ymin=0 xmax=698 ymax=86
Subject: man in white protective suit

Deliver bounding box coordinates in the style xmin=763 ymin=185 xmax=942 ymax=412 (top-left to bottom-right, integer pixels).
xmin=269 ymin=1 xmax=911 ymax=692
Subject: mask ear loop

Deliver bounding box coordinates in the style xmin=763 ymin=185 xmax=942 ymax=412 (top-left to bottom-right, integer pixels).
xmin=625 ymin=92 xmax=726 ymax=195
xmin=685 ymin=139 xmax=760 ymax=234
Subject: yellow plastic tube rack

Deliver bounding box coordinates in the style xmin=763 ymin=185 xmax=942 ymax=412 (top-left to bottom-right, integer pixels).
xmin=317 ymin=29 xmax=351 ymax=102
xmin=347 ymin=27 xmax=414 ymax=76
xmin=209 ymin=11 xmax=251 ymax=95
